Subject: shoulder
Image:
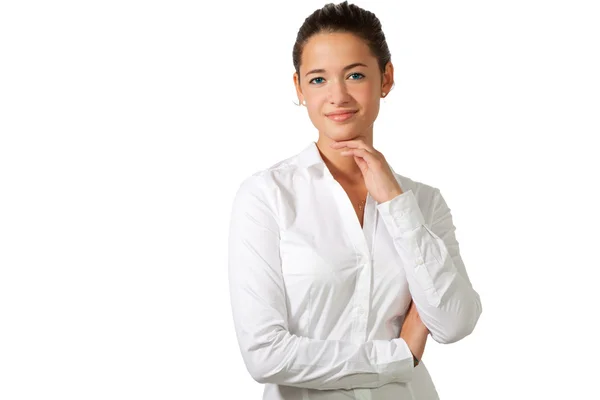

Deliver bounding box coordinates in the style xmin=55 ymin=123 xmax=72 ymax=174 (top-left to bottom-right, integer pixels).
xmin=236 ymin=147 xmax=308 ymax=192
xmin=390 ymin=170 xmax=445 ymax=219
xmin=233 ymin=149 xmax=305 ymax=203
xmin=391 ymin=170 xmax=440 ymax=199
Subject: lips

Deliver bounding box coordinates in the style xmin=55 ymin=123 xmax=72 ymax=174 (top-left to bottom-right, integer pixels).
xmin=325 ymin=110 xmax=358 ymax=122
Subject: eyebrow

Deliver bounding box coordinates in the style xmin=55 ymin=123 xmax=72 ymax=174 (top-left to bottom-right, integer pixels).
xmin=304 ymin=62 xmax=369 ymax=77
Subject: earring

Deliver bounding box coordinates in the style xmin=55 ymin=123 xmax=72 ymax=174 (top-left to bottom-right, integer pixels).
xmin=382 ymin=92 xmax=386 ymax=97
xmin=302 ymin=100 xmax=307 ymax=106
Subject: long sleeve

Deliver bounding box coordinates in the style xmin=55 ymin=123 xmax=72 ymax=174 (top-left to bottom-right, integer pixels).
xmin=228 ymin=175 xmax=416 ymax=390
xmin=377 ymin=188 xmax=482 ymax=344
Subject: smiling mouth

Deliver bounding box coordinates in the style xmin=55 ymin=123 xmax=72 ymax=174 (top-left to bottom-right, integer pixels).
xmin=326 ymin=111 xmax=357 ymax=122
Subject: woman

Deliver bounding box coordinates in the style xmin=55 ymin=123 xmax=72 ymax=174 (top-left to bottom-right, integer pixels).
xmin=227 ymin=2 xmax=482 ymax=399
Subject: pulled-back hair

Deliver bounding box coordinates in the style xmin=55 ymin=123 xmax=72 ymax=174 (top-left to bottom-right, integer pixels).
xmin=293 ymin=1 xmax=391 ymax=81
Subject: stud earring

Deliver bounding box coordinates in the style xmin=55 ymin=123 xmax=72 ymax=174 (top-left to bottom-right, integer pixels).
xmin=382 ymin=92 xmax=386 ymax=97
xmin=302 ymin=100 xmax=307 ymax=106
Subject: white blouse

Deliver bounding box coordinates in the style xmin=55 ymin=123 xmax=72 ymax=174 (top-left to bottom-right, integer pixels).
xmin=228 ymin=141 xmax=482 ymax=400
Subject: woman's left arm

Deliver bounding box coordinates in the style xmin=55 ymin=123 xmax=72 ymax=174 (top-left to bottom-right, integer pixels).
xmin=332 ymin=139 xmax=483 ymax=344
xmin=377 ymin=188 xmax=483 ymax=344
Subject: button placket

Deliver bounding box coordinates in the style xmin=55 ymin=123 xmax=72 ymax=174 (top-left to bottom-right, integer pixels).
xmin=328 ymin=186 xmax=375 ymax=345
xmin=352 ymin=261 xmax=371 ymax=343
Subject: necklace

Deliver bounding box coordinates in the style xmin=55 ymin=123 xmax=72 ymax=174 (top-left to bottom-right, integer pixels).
xmin=357 ymin=200 xmax=366 ymax=211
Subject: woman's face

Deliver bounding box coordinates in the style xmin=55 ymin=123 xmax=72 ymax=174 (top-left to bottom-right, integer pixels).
xmin=294 ymin=32 xmax=393 ymax=142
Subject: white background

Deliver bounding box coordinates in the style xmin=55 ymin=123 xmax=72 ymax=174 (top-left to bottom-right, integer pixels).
xmin=1 ymin=0 xmax=599 ymax=399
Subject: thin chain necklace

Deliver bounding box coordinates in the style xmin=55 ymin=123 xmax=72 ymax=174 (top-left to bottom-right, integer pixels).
xmin=357 ymin=199 xmax=366 ymax=211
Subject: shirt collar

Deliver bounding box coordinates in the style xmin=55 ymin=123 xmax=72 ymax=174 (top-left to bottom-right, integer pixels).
xmin=297 ymin=141 xmax=325 ymax=168
xmin=297 ymin=141 xmax=335 ymax=181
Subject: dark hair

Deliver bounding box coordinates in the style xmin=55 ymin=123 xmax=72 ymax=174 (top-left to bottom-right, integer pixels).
xmin=292 ymin=1 xmax=391 ymax=82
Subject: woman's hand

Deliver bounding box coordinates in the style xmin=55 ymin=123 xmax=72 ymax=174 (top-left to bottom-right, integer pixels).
xmin=330 ymin=139 xmax=403 ymax=204
xmin=399 ymin=300 xmax=430 ymax=363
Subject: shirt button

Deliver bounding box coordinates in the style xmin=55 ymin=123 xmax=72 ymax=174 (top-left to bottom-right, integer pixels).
xmin=416 ymin=258 xmax=424 ymax=265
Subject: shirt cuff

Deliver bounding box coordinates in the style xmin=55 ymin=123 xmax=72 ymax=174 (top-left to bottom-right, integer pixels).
xmin=376 ymin=190 xmax=426 ymax=238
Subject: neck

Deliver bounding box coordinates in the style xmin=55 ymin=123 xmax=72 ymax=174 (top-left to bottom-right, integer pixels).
xmin=316 ymin=133 xmax=373 ymax=186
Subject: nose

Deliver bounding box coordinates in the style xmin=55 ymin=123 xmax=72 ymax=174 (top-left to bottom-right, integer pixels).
xmin=327 ymin=79 xmax=351 ymax=106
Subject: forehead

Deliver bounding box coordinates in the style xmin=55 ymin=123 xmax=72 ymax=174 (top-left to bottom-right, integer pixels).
xmin=300 ymin=32 xmax=376 ymax=71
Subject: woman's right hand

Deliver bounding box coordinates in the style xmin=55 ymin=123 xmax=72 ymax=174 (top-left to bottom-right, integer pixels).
xmin=399 ymin=300 xmax=429 ymax=362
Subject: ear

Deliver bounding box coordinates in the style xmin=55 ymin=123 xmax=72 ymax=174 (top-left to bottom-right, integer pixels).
xmin=293 ymin=72 xmax=303 ymax=103
xmin=381 ymin=62 xmax=394 ymax=95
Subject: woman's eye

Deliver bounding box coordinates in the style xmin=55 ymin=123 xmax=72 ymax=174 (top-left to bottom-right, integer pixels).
xmin=309 ymin=77 xmax=325 ymax=84
xmin=349 ymin=72 xmax=365 ymax=80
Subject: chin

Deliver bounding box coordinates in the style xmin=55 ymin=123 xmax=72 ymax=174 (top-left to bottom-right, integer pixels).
xmin=323 ymin=125 xmax=364 ymax=141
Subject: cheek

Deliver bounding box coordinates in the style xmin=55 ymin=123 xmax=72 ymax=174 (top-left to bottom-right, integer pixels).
xmin=355 ymin=85 xmax=379 ymax=102
xmin=343 ymin=84 xmax=375 ymax=105
xmin=307 ymin=91 xmax=326 ymax=107
xmin=306 ymin=103 xmax=325 ymax=127
xmin=305 ymin=95 xmax=326 ymax=116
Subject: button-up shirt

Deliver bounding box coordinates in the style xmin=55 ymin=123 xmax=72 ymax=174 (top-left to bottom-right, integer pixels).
xmin=228 ymin=141 xmax=482 ymax=400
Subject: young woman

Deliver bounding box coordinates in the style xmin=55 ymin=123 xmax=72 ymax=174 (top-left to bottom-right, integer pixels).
xmin=228 ymin=2 xmax=482 ymax=399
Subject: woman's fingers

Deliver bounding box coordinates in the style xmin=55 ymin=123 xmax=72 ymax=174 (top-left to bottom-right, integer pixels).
xmin=330 ymin=139 xmax=377 ymax=154
xmin=340 ymin=148 xmax=381 ymax=167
